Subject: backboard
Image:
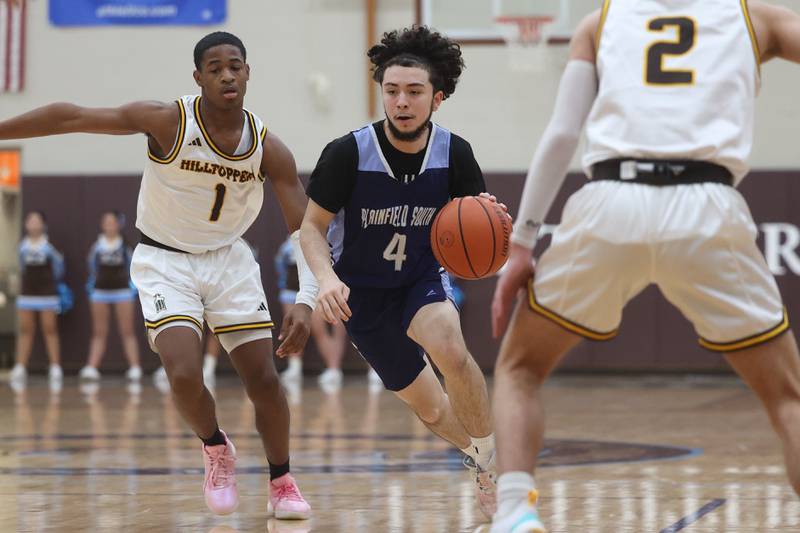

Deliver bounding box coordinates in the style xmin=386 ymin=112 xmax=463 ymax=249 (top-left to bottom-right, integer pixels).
xmin=416 ymin=0 xmax=578 ymax=44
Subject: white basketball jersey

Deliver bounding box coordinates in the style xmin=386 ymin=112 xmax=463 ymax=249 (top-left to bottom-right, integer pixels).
xmin=136 ymin=95 xmax=267 ymax=253
xmin=583 ymin=0 xmax=760 ymax=184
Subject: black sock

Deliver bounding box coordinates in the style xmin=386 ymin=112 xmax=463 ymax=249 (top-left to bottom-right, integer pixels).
xmin=269 ymin=459 xmax=290 ymax=481
xmin=200 ymin=428 xmax=226 ymax=447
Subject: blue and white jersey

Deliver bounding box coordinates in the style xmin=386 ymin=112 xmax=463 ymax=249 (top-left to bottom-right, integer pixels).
xmin=328 ymin=123 xmax=452 ymax=288
xmin=19 ymin=237 xmax=64 ymax=297
xmin=87 ymin=235 xmax=133 ymax=292
xmin=274 ymin=237 xmax=299 ymax=292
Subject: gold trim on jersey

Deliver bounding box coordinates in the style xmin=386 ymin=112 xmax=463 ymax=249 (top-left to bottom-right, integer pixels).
xmin=213 ymin=321 xmax=274 ymax=334
xmin=527 ymin=279 xmax=618 ymax=341
xmin=258 ymin=126 xmax=268 ymax=181
xmin=699 ymin=309 xmax=789 ymax=352
xmin=739 ymin=0 xmax=762 ymax=74
xmin=145 ymin=314 xmax=203 ymax=331
xmin=595 ymin=0 xmax=612 ymax=51
xmin=148 ymin=100 xmax=186 ymax=164
xmin=194 ymin=97 xmax=259 ymax=162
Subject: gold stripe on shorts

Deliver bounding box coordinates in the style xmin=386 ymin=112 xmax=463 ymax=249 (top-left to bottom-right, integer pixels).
xmin=145 ymin=314 xmax=203 ymax=331
xmin=527 ymin=278 xmax=618 ymax=341
xmin=699 ymin=309 xmax=789 ymax=352
xmin=213 ymin=321 xmax=275 ymax=334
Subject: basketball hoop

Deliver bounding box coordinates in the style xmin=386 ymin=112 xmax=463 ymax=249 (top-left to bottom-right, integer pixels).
xmin=494 ymin=16 xmax=554 ymax=73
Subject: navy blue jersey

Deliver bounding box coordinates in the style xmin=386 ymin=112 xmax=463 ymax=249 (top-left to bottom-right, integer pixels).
xmin=328 ymin=123 xmax=452 ymax=288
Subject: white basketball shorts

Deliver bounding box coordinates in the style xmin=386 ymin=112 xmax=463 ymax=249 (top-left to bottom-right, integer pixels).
xmin=131 ymin=238 xmax=273 ymax=353
xmin=530 ymin=180 xmax=788 ymax=352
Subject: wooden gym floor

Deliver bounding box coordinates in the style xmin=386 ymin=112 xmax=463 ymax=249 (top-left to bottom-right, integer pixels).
xmin=0 ymin=374 xmax=797 ymax=532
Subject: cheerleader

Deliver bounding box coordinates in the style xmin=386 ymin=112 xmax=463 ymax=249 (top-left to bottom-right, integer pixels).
xmin=79 ymin=211 xmax=142 ymax=381
xmin=9 ymin=211 xmax=65 ymax=387
xmin=275 ymin=235 xmax=363 ymax=393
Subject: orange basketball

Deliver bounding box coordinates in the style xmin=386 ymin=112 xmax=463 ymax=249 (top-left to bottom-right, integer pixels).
xmin=431 ymin=196 xmax=512 ymax=280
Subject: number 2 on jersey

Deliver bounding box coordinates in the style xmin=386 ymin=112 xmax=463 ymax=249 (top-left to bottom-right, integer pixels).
xmin=209 ymin=183 xmax=226 ymax=222
xmin=645 ymin=17 xmax=696 ymax=85
xmin=383 ymin=233 xmax=407 ymax=271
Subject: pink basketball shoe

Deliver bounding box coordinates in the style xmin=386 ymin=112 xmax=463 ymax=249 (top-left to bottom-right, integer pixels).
xmin=267 ymin=473 xmax=311 ymax=520
xmin=202 ymin=431 xmax=239 ymax=515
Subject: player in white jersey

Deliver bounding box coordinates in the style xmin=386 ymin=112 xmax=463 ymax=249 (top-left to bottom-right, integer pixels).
xmin=0 ymin=32 xmax=317 ymax=520
xmin=485 ymin=2 xmax=800 ymax=532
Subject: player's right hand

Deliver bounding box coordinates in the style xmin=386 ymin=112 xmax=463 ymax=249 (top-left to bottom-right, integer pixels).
xmin=276 ymin=303 xmax=312 ymax=358
xmin=317 ymin=275 xmax=352 ymax=324
xmin=491 ymin=243 xmax=536 ymax=339
xmin=478 ymin=192 xmax=512 ymax=221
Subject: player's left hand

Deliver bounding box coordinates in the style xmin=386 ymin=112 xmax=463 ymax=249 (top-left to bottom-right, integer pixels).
xmin=478 ymin=192 xmax=511 ymax=220
xmin=276 ymin=303 xmax=312 ymax=358
xmin=491 ymin=242 xmax=535 ymax=339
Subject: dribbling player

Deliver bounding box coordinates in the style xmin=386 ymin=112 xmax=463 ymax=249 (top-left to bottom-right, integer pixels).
xmin=301 ymin=25 xmax=502 ymax=518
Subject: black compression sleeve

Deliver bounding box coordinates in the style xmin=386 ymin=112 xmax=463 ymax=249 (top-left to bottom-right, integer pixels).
xmin=448 ymin=134 xmax=486 ymax=198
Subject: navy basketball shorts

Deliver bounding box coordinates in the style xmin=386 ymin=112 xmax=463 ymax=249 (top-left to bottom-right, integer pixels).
xmin=345 ymin=269 xmax=457 ymax=391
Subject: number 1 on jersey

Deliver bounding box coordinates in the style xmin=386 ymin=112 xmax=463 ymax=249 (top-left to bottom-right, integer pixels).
xmin=383 ymin=233 xmax=407 ymax=271
xmin=209 ymin=183 xmax=226 ymax=222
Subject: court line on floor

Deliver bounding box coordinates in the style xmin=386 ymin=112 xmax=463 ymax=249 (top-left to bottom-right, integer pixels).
xmin=659 ymin=498 xmax=726 ymax=533
xmin=1 ymin=432 xmax=439 ymax=442
xmin=0 ymin=461 xmax=470 ymax=476
xmin=0 ymin=438 xmax=700 ymax=475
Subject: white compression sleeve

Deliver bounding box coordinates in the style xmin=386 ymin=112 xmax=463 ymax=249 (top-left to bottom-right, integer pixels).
xmin=511 ymin=60 xmax=598 ymax=249
xmin=290 ymin=229 xmax=319 ymax=309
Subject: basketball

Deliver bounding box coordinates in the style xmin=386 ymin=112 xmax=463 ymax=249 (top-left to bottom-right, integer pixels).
xmin=431 ymin=196 xmax=512 ymax=280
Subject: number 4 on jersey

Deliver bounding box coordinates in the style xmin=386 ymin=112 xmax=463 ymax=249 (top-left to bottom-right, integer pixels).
xmin=383 ymin=233 xmax=407 ymax=271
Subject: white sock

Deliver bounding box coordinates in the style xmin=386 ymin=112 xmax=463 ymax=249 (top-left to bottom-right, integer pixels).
xmin=203 ymin=354 xmax=217 ymax=372
xmin=470 ymin=433 xmax=495 ymax=469
xmin=460 ymin=446 xmax=474 ymax=462
xmin=288 ymin=357 xmax=302 ymax=372
xmin=497 ymin=471 xmax=536 ymax=517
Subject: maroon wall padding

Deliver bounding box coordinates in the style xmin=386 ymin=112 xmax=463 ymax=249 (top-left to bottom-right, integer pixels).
xmin=20 ymin=171 xmax=800 ymax=374
xmin=476 ymin=171 xmax=800 ymax=372
xmin=20 ymin=174 xmax=366 ymax=374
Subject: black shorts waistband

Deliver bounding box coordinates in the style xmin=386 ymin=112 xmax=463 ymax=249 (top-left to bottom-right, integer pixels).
xmin=139 ymin=233 xmax=189 ymax=254
xmin=592 ymin=159 xmax=733 ymax=186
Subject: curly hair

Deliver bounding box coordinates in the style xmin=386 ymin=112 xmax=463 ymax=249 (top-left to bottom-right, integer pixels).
xmin=368 ymin=25 xmax=464 ymax=99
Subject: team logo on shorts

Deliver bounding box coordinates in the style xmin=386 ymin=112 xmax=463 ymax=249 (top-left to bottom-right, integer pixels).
xmin=154 ymin=293 xmax=167 ymax=313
